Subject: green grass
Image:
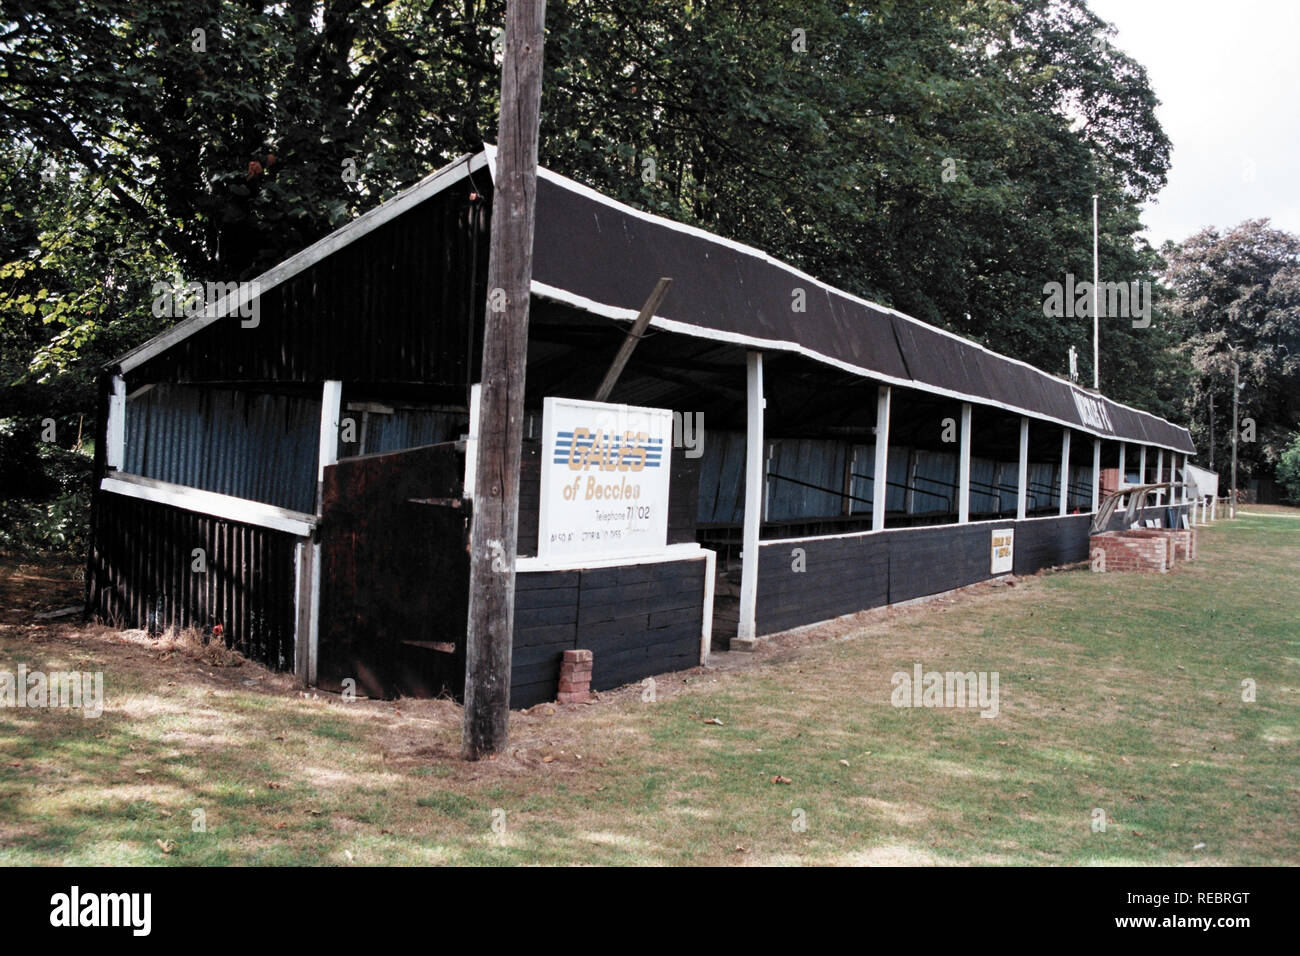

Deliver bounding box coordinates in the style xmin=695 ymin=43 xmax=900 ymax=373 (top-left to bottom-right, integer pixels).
xmin=1 ymin=511 xmax=1296 ymax=865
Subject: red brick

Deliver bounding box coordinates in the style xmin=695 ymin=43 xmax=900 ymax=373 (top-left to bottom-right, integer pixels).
xmin=563 ymin=649 xmax=593 ymax=663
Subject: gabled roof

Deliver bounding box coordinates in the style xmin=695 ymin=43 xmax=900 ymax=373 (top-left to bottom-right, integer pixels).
xmin=114 ymin=147 xmax=1195 ymax=455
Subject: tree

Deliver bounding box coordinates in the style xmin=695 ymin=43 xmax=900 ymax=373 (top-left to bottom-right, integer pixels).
xmin=1162 ymin=219 xmax=1300 ymax=481
xmin=1277 ymin=431 xmax=1300 ymax=503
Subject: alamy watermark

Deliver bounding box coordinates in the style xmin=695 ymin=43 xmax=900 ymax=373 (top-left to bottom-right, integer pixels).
xmin=1042 ymin=274 xmax=1151 ymax=328
xmin=1 ymin=665 xmax=103 ymax=718
xmin=152 ymin=280 xmax=261 ymax=328
xmin=891 ymin=663 xmax=999 ymax=718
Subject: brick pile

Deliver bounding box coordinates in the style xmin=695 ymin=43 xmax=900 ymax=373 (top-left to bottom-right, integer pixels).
xmin=558 ymin=649 xmax=593 ymax=704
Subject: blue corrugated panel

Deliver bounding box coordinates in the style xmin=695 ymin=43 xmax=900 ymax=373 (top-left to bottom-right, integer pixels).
xmin=766 ymin=438 xmax=846 ymax=521
xmin=124 ymin=384 xmax=319 ymax=513
xmin=695 ymin=430 xmax=748 ymax=524
xmin=338 ymin=407 xmax=467 ymax=458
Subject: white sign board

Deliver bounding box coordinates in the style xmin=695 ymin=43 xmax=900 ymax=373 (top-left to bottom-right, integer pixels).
xmin=538 ymin=397 xmax=673 ymax=561
xmin=990 ymin=528 xmax=1014 ymax=575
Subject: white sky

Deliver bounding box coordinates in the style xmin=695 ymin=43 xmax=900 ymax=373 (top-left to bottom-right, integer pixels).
xmin=1088 ymin=0 xmax=1300 ymax=247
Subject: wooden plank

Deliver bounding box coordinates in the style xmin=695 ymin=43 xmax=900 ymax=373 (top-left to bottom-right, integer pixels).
xmin=592 ymin=277 xmax=673 ymax=402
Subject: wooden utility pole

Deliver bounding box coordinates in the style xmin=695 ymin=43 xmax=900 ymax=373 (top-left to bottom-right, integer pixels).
xmin=462 ymin=0 xmax=547 ymax=760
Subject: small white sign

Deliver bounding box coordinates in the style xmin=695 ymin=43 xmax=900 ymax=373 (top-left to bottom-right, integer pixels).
xmin=991 ymin=528 xmax=1014 ymax=575
xmin=538 ymin=397 xmax=673 ymax=561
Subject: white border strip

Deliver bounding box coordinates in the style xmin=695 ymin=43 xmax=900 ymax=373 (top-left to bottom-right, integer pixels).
xmin=101 ymin=474 xmax=316 ymax=537
xmin=515 ymin=542 xmax=707 ymax=573
xmin=116 ymin=152 xmax=490 ymax=374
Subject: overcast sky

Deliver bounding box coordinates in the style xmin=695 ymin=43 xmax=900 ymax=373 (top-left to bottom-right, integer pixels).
xmin=1088 ymin=0 xmax=1300 ymax=247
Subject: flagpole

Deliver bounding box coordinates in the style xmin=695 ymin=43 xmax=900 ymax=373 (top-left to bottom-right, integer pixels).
xmin=1092 ymin=194 xmax=1100 ymax=390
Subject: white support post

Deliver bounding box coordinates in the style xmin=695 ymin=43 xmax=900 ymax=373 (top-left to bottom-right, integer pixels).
xmin=105 ymin=374 xmax=127 ymax=470
xmin=1117 ymin=441 xmax=1127 ymax=508
xmin=1155 ymin=449 xmax=1164 ymax=507
xmin=958 ymin=403 xmax=972 ymax=524
xmin=1091 ymin=438 xmax=1101 ymax=513
xmin=1138 ymin=446 xmax=1147 ymax=493
xmin=317 ymin=380 xmax=343 ymax=507
xmin=1059 ymin=429 xmax=1071 ymax=516
xmin=872 ymin=386 xmax=891 ymax=532
xmin=1016 ymin=417 xmax=1029 ymax=521
xmin=737 ymin=352 xmax=765 ymax=646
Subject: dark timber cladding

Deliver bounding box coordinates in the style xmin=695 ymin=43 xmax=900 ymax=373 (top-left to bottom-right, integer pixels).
xmin=512 ymin=559 xmax=706 ymax=708
xmin=116 ymin=175 xmax=490 ymax=387
xmin=755 ymin=507 xmax=1189 ymax=635
xmin=87 ymin=492 xmax=297 ymax=669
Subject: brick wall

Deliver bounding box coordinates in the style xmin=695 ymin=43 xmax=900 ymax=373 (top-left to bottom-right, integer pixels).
xmin=1090 ymin=527 xmax=1197 ymax=573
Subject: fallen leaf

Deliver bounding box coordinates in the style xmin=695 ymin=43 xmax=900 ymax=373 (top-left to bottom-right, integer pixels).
xmin=703 ymin=717 xmax=723 ymax=726
xmin=1192 ymin=842 xmax=1206 ymax=850
xmin=156 ymin=839 xmax=175 ymax=854
xmin=542 ymin=755 xmax=555 ymax=763
xmin=771 ymin=775 xmax=792 ymax=785
xmin=273 ymin=822 xmax=288 ymax=830
xmin=839 ymin=759 xmax=850 ymax=767
xmin=134 ymin=768 xmax=151 ymax=776
xmin=266 ymin=781 xmax=283 ymax=790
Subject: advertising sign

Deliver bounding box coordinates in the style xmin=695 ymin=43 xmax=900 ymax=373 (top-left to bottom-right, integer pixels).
xmin=538 ymin=397 xmax=673 ymax=561
xmin=990 ymin=528 xmax=1014 ymax=575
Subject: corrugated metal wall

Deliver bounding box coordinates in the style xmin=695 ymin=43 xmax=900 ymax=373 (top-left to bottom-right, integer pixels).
xmin=697 ymin=431 xmax=1074 ymax=523
xmin=87 ymin=492 xmax=298 ymax=671
xmin=337 ymin=406 xmax=467 ymax=458
xmin=126 ymin=384 xmax=319 ymax=513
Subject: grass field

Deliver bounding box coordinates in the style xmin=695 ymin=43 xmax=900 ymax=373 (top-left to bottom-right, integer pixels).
xmin=1 ymin=510 xmax=1296 ymax=866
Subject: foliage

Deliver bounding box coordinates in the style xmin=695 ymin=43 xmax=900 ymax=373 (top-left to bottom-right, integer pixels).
xmin=1162 ymin=219 xmax=1300 ymax=480
xmin=1277 ymin=432 xmax=1300 ymax=503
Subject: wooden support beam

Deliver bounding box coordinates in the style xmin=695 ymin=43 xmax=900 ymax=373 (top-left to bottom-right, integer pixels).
xmin=873 ymin=386 xmax=891 ymax=531
xmin=106 ymin=374 xmax=126 ymax=470
xmin=317 ymin=380 xmax=342 ymax=510
xmin=592 ymin=277 xmax=672 ymax=403
xmin=1159 ymin=450 xmax=1170 ymax=509
xmin=1091 ymin=438 xmax=1101 ymax=513
xmin=463 ymin=0 xmax=547 ymax=761
xmin=1059 ymin=429 xmax=1071 ymax=516
xmin=957 ymin=402 xmax=972 ymax=524
xmin=736 ymin=351 xmax=764 ymax=647
xmin=1016 ymin=417 xmax=1029 ymax=521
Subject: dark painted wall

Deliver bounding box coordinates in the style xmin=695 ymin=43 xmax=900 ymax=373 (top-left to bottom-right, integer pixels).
xmin=511 ymin=558 xmax=706 ymax=708
xmin=87 ymin=492 xmax=298 ymax=670
xmin=755 ymin=515 xmax=1092 ymax=635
